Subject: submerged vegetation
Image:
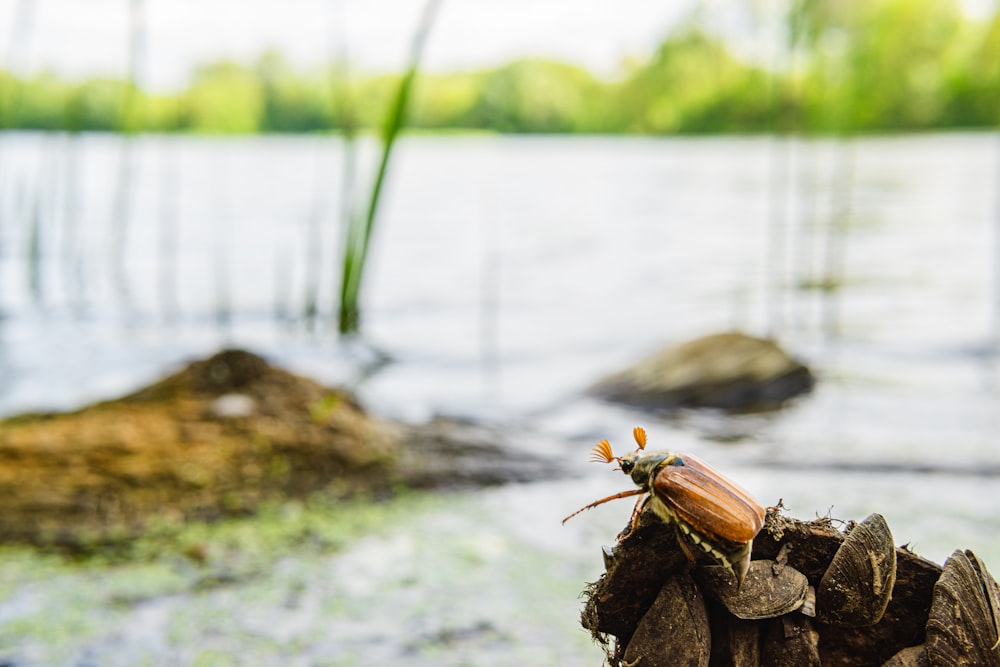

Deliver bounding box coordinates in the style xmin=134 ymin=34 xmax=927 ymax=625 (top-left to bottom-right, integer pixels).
xmin=1 ymin=0 xmax=999 ymax=136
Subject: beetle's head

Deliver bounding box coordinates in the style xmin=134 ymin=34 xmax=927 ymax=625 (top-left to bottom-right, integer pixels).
xmin=590 ymin=426 xmax=673 ymax=489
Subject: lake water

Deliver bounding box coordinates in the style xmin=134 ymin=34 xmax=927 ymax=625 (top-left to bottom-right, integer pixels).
xmin=1 ymin=132 xmax=1000 ymax=665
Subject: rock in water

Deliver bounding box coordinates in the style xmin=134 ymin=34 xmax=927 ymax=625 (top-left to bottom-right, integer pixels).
xmin=0 ymin=349 xmax=560 ymax=549
xmin=0 ymin=349 xmax=397 ymax=546
xmin=590 ymin=332 xmax=814 ymax=413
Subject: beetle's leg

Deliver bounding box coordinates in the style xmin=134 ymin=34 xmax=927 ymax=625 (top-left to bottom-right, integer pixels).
xmin=561 ymin=488 xmax=645 ymax=524
xmin=616 ymin=493 xmax=649 ymax=542
xmin=674 ymin=526 xmax=698 ymax=565
xmin=676 ymin=524 xmax=752 ymax=590
xmin=729 ymin=542 xmax=752 ymax=591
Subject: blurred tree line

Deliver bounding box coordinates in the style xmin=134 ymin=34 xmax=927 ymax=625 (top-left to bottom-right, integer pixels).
xmin=0 ymin=0 xmax=998 ymax=135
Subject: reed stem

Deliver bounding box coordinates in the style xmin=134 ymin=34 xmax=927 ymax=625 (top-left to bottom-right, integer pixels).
xmin=337 ymin=0 xmax=443 ymax=334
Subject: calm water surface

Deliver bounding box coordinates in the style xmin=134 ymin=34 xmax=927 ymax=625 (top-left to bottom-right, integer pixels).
xmin=1 ymin=132 xmax=999 ymax=665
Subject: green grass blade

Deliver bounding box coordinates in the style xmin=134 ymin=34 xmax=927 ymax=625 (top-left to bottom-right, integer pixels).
xmin=338 ymin=0 xmax=443 ymax=334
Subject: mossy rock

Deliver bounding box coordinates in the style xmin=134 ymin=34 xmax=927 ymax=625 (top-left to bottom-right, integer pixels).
xmin=0 ymin=349 xmax=551 ymax=548
xmin=590 ymin=332 xmax=815 ymax=413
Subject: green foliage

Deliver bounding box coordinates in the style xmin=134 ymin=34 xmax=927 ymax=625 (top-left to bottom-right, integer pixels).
xmin=1 ymin=0 xmax=999 ymax=136
xmin=944 ymin=10 xmax=1000 ymax=126
xmin=616 ymin=28 xmax=780 ymax=134
xmin=804 ymin=0 xmax=963 ymax=131
xmin=255 ymin=51 xmax=331 ymax=132
xmin=408 ymin=71 xmax=479 ymax=129
xmin=181 ymin=61 xmax=265 ymax=133
xmin=459 ymin=60 xmax=608 ymax=133
xmin=13 ymin=72 xmax=69 ymax=130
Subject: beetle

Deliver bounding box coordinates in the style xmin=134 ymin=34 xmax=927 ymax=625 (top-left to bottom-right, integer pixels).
xmin=563 ymin=426 xmax=765 ymax=588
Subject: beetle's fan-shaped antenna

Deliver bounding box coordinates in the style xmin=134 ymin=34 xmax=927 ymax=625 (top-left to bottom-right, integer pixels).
xmin=633 ymin=426 xmax=647 ymax=450
xmin=590 ymin=439 xmax=616 ymax=463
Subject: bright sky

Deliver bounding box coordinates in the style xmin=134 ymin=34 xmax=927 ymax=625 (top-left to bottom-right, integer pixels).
xmin=0 ymin=0 xmax=696 ymax=90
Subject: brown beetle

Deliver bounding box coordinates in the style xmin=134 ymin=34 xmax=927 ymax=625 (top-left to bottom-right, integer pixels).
xmin=563 ymin=426 xmax=765 ymax=587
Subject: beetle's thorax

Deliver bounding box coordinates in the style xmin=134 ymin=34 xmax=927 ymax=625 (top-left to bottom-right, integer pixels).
xmin=620 ymin=450 xmax=682 ymax=489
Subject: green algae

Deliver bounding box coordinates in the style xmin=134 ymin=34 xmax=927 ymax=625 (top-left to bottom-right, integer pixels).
xmin=0 ymin=491 xmax=448 ymax=655
xmin=0 ymin=483 xmax=605 ymax=665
